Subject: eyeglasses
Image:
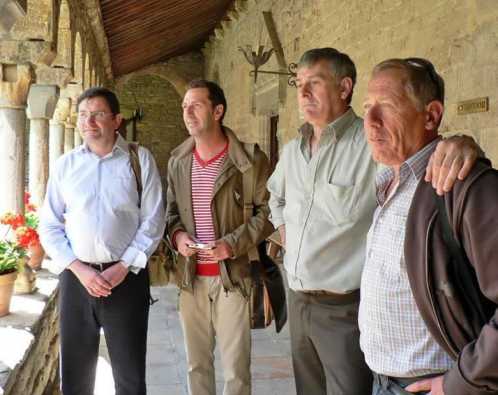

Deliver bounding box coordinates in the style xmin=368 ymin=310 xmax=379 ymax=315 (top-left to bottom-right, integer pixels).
xmin=404 ymin=57 xmax=445 ymax=103
xmin=78 ymin=111 xmax=114 ymax=121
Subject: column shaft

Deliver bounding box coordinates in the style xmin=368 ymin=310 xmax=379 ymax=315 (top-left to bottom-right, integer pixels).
xmin=74 ymin=128 xmax=82 ymax=146
xmin=0 ymin=107 xmax=26 ymax=214
xmin=28 ymin=118 xmax=50 ymax=206
xmin=49 ymin=121 xmax=64 ymax=173
xmin=64 ymin=127 xmax=74 ymax=153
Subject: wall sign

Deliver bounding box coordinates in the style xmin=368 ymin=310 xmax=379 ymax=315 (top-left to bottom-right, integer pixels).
xmin=457 ymin=97 xmax=489 ymax=115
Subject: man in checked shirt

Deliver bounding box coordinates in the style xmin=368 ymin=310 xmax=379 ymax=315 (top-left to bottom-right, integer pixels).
xmin=359 ymin=58 xmax=496 ymax=395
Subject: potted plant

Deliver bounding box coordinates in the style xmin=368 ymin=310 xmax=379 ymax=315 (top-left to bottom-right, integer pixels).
xmin=24 ymin=192 xmax=44 ymax=270
xmin=0 ymin=211 xmax=38 ymax=300
xmin=0 ymin=214 xmax=25 ymax=316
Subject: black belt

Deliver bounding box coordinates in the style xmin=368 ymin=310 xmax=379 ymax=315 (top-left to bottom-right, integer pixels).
xmin=298 ymin=288 xmax=360 ymax=303
xmin=373 ymin=372 xmax=442 ymax=388
xmin=81 ymin=261 xmax=119 ymax=272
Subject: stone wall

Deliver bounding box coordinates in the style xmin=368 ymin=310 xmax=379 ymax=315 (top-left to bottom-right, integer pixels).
xmin=116 ymin=75 xmax=188 ymax=186
xmin=1 ymin=272 xmax=60 ymax=395
xmin=203 ymin=0 xmax=498 ymax=164
xmin=115 ymin=52 xmax=204 ymax=187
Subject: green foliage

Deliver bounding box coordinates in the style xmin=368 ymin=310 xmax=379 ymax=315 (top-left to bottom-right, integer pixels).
xmin=25 ymin=212 xmax=39 ymax=230
xmin=0 ymin=240 xmax=24 ymax=274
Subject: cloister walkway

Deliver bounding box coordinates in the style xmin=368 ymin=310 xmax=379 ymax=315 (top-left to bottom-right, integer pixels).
xmin=95 ymin=285 xmax=295 ymax=395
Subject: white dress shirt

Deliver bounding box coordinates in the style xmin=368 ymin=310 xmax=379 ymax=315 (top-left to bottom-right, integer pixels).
xmin=40 ymin=134 xmax=165 ymax=274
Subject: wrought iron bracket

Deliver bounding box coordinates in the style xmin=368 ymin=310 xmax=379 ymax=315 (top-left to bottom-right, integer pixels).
xmin=249 ymin=62 xmax=298 ymax=87
xmin=239 ymin=45 xmax=297 ymax=87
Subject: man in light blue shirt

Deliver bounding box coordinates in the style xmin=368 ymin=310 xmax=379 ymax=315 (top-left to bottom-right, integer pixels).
xmin=40 ymin=87 xmax=165 ymax=395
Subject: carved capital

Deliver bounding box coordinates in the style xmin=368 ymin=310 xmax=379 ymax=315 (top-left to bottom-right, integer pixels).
xmin=0 ymin=63 xmax=33 ymax=108
xmin=50 ymin=97 xmax=71 ymax=124
xmin=26 ymin=84 xmax=60 ymax=120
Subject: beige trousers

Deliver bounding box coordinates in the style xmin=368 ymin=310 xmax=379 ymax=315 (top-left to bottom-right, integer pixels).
xmin=179 ymin=276 xmax=251 ymax=395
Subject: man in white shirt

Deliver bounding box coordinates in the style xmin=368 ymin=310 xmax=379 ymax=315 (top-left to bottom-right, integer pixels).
xmin=40 ymin=87 xmax=165 ymax=395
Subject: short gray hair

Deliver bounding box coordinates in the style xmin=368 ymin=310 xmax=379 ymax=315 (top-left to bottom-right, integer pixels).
xmin=372 ymin=58 xmax=445 ymax=110
xmin=298 ymin=47 xmax=357 ymax=104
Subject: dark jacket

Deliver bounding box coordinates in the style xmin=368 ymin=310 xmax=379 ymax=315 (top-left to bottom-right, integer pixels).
xmin=405 ymin=160 xmax=498 ymax=395
xmin=166 ymin=127 xmax=274 ymax=293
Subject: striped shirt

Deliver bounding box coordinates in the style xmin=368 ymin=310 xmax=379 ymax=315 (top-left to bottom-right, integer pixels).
xmin=359 ymin=138 xmax=454 ymax=377
xmin=191 ymin=143 xmax=228 ymax=274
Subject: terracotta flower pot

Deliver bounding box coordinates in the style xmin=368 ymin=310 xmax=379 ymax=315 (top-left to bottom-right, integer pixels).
xmin=27 ymin=243 xmax=45 ymax=270
xmin=14 ymin=258 xmax=36 ymax=295
xmin=0 ymin=271 xmax=18 ymax=317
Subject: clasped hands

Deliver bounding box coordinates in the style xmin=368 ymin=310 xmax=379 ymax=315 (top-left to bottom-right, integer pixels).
xmin=68 ymin=260 xmax=129 ymax=297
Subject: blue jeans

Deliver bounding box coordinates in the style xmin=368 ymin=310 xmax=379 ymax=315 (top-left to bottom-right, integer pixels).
xmin=372 ymin=373 xmax=428 ymax=395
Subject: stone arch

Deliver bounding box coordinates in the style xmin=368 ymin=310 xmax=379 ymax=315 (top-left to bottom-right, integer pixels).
xmin=90 ymin=68 xmax=95 ymax=87
xmin=115 ymin=64 xmax=190 ymax=97
xmin=72 ymin=31 xmax=83 ymax=85
xmin=83 ymin=52 xmax=90 ymax=89
xmin=53 ymin=0 xmax=71 ymax=68
xmin=115 ymin=73 xmax=188 ymax=186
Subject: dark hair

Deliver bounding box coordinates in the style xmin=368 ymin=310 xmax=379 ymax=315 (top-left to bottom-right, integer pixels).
xmin=77 ymin=87 xmax=120 ymax=114
xmin=298 ymin=47 xmax=357 ymax=104
xmin=372 ymin=58 xmax=445 ymax=109
xmin=187 ymin=79 xmax=227 ymax=124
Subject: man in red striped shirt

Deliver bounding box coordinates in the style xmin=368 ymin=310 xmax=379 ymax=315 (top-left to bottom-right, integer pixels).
xmin=166 ymin=80 xmax=274 ymax=395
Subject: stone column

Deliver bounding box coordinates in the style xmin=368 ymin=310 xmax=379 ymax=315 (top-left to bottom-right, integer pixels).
xmin=74 ymin=128 xmax=83 ymax=146
xmin=68 ymin=102 xmax=82 ymax=147
xmin=26 ymin=85 xmax=59 ymax=207
xmin=49 ymin=97 xmax=70 ymax=173
xmin=0 ymin=63 xmax=33 ymax=215
xmin=64 ymin=117 xmax=75 ymax=153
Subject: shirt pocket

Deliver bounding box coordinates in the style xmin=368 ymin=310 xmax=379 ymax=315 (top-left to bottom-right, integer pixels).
xmin=318 ymin=182 xmax=358 ymax=225
xmin=107 ymin=174 xmax=139 ymax=212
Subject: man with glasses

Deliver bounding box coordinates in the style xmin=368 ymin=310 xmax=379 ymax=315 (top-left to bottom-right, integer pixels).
xmin=359 ymin=58 xmax=497 ymax=395
xmin=267 ymin=48 xmax=482 ymax=395
xmin=40 ymin=87 xmax=165 ymax=395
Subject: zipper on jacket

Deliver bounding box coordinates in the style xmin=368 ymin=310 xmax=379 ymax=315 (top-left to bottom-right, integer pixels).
xmin=425 ymin=214 xmax=459 ymax=359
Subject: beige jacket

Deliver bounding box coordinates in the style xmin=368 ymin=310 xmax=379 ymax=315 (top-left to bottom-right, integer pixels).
xmin=166 ymin=127 xmax=274 ymax=294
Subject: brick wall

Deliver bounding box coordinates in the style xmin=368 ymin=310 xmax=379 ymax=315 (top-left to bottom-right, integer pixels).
xmin=203 ymin=0 xmax=498 ymax=164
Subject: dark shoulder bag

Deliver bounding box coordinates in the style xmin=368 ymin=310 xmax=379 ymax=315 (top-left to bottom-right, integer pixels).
xmin=128 ymin=143 xmax=176 ymax=288
xmin=242 ymin=148 xmax=287 ymax=333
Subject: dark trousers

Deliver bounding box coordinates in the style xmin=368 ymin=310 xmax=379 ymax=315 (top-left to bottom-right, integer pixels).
xmin=59 ymin=268 xmax=150 ymax=395
xmin=289 ymin=289 xmax=373 ymax=395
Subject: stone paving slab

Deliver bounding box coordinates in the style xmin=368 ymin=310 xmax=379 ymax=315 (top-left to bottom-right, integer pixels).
xmin=96 ymin=284 xmax=295 ymax=395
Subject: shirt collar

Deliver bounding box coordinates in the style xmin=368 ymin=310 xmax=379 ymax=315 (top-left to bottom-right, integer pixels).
xmin=78 ymin=133 xmax=129 ymax=156
xmin=298 ymin=107 xmax=357 ymax=143
xmin=375 ymin=136 xmax=441 ymax=199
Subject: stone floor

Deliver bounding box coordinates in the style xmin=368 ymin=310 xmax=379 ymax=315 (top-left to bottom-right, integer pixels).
xmin=95 ymin=285 xmax=295 ymax=395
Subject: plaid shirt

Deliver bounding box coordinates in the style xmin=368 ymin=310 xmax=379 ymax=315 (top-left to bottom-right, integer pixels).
xmin=358 ymin=138 xmax=454 ymax=377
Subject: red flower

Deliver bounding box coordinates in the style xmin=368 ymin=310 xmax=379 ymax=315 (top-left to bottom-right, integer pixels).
xmin=24 ymin=191 xmax=31 ymax=205
xmin=0 ymin=212 xmax=25 ymax=230
xmin=15 ymin=226 xmax=40 ymax=248
xmin=26 ymin=203 xmax=37 ymax=212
